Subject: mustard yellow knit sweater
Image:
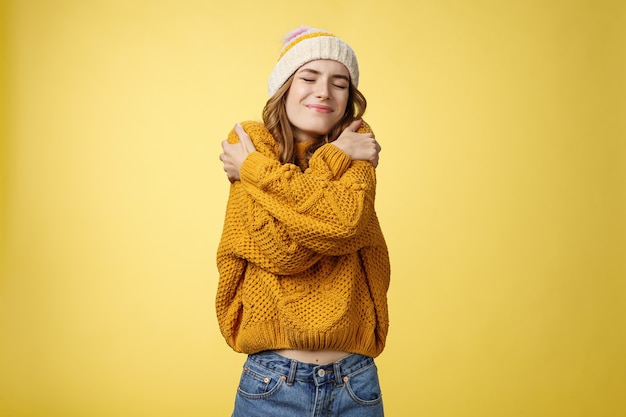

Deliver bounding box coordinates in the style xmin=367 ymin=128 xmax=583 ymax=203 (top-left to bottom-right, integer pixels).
xmin=216 ymin=120 xmax=390 ymax=358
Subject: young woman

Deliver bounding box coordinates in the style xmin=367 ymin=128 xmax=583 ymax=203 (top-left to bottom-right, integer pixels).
xmin=217 ymin=26 xmax=391 ymax=417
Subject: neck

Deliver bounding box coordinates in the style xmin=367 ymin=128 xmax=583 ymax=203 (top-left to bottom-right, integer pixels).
xmin=292 ymin=127 xmax=324 ymax=143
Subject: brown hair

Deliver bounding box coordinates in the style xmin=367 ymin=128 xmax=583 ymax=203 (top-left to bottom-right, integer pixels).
xmin=262 ymin=74 xmax=367 ymax=165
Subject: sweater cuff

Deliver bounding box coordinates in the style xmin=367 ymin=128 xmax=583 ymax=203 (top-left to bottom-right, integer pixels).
xmin=240 ymin=151 xmax=270 ymax=187
xmin=314 ymin=144 xmax=352 ymax=175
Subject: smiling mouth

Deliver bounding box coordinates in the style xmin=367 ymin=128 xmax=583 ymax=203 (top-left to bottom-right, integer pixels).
xmin=306 ymin=104 xmax=333 ymax=113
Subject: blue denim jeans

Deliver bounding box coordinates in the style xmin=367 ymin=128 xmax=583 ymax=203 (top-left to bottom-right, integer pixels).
xmin=231 ymin=350 xmax=384 ymax=417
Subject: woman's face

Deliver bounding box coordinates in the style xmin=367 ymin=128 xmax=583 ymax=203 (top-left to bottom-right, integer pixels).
xmin=285 ymin=59 xmax=350 ymax=142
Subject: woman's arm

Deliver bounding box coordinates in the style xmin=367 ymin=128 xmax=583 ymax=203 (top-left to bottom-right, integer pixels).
xmin=219 ymin=120 xmax=382 ymax=257
xmin=240 ymin=153 xmax=377 ymax=254
xmin=219 ymin=179 xmax=323 ymax=274
xmin=220 ymin=120 xmax=380 ymax=181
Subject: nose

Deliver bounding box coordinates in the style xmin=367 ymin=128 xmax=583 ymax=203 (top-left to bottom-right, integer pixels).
xmin=315 ymin=82 xmax=330 ymax=99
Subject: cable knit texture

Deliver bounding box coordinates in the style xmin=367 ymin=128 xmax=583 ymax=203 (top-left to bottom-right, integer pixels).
xmin=216 ymin=120 xmax=390 ymax=357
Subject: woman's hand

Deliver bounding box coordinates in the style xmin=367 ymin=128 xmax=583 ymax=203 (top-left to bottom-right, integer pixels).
xmin=220 ymin=123 xmax=257 ymax=182
xmin=332 ymin=119 xmax=382 ymax=167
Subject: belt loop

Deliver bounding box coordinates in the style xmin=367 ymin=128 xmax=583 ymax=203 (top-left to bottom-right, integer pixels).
xmin=333 ymin=361 xmax=343 ymax=386
xmin=287 ymin=359 xmax=298 ymax=386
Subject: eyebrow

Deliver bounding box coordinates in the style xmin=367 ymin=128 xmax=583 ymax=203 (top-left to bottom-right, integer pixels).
xmin=297 ymin=68 xmax=350 ymax=82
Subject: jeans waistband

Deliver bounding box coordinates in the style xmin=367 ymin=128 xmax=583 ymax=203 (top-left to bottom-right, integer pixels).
xmin=247 ymin=350 xmax=374 ymax=387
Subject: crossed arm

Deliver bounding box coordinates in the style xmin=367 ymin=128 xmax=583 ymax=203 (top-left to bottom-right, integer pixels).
xmin=220 ymin=119 xmax=381 ymax=182
xmin=217 ymin=120 xmax=383 ymax=271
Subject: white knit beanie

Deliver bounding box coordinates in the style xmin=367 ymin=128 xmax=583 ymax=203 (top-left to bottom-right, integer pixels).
xmin=267 ymin=26 xmax=359 ymax=97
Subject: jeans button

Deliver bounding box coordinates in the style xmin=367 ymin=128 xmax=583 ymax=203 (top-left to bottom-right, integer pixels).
xmin=317 ymin=369 xmax=325 ymax=377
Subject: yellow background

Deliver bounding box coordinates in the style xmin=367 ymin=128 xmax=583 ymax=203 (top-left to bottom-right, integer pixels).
xmin=1 ymin=0 xmax=625 ymax=416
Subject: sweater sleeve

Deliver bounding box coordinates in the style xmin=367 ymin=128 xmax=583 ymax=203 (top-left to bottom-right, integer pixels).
xmin=239 ymin=148 xmax=377 ymax=255
xmin=216 ymin=122 xmax=326 ymax=275
xmin=217 ymin=179 xmax=323 ymax=276
xmin=221 ymin=120 xmax=378 ymax=267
